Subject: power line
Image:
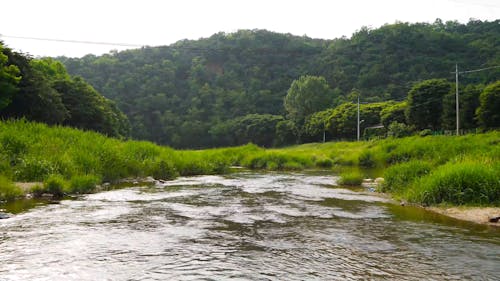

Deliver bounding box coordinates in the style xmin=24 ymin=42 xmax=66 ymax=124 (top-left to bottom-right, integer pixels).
xmin=459 ymin=65 xmax=500 ymax=74
xmin=450 ymin=64 xmax=500 ymax=135
xmin=0 ymin=34 xmax=145 ymax=48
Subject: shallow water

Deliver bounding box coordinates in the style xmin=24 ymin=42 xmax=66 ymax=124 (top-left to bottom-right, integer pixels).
xmin=1 ymin=172 xmax=499 ymax=280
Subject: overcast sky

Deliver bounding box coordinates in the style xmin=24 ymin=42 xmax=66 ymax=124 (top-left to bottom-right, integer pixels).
xmin=0 ymin=0 xmax=498 ymax=58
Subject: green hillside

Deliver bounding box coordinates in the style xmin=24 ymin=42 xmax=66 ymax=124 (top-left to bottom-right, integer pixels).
xmin=58 ymin=20 xmax=500 ymax=148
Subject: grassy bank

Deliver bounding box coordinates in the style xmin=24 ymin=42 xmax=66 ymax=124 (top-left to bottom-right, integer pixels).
xmin=1 ymin=120 xmax=499 ymax=206
xmin=0 ymin=120 xmax=260 ymax=200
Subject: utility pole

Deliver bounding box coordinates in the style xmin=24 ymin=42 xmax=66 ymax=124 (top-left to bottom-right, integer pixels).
xmin=452 ymin=64 xmax=500 ymax=136
xmin=323 ymin=120 xmax=326 ymax=143
xmin=357 ymin=93 xmax=360 ymax=141
xmin=455 ymin=64 xmax=459 ymax=136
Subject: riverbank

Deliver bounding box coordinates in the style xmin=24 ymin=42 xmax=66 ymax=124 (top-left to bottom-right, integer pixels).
xmin=0 ymin=120 xmax=499 ymax=209
xmin=427 ymin=206 xmax=500 ymax=227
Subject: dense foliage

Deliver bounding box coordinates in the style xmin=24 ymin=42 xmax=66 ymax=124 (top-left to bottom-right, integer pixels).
xmin=0 ymin=43 xmax=130 ymax=137
xmin=57 ymin=20 xmax=499 ymax=147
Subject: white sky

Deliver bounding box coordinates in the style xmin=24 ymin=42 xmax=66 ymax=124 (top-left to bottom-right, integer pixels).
xmin=0 ymin=0 xmax=498 ymax=58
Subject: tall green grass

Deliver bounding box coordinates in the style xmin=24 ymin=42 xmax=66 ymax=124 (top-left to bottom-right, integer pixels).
xmin=0 ymin=119 xmax=499 ymax=206
xmin=407 ymin=159 xmax=500 ymax=206
xmin=338 ymin=171 xmax=364 ymax=186
xmin=0 ymin=176 xmax=22 ymax=201
xmin=381 ymin=160 xmax=432 ymax=193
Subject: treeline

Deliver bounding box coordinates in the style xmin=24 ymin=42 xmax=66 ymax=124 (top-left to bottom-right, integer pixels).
xmin=287 ymin=77 xmax=500 ymax=145
xmin=0 ymin=42 xmax=130 ymax=138
xmin=57 ymin=19 xmax=499 ymax=148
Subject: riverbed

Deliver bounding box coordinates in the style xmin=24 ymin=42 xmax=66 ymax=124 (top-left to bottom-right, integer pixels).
xmin=1 ymin=172 xmax=499 ymax=280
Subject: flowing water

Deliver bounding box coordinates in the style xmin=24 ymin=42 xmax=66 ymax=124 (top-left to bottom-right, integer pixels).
xmin=0 ymin=172 xmax=499 ymax=280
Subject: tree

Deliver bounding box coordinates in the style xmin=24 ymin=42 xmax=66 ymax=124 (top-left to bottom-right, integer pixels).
xmin=56 ymin=22 xmax=499 ymax=148
xmin=275 ymin=120 xmax=298 ymax=147
xmin=284 ymin=75 xmax=333 ymax=125
xmin=441 ymin=84 xmax=482 ymax=130
xmin=1 ymin=50 xmax=68 ymax=124
xmin=406 ymin=79 xmax=451 ymax=130
xmin=303 ymin=109 xmax=334 ymax=142
xmin=210 ymin=114 xmax=284 ymax=147
xmin=476 ymin=81 xmax=500 ymax=129
xmin=380 ymin=101 xmax=407 ymax=128
xmin=327 ymin=101 xmax=391 ymax=140
xmin=0 ymin=43 xmax=21 ymax=110
xmin=460 ymin=84 xmax=482 ymax=129
xmin=53 ymin=77 xmax=129 ymax=137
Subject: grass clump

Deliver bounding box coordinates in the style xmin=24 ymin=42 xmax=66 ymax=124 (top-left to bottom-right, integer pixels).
xmin=241 ymin=152 xmax=313 ymax=170
xmin=407 ymin=161 xmax=500 ymax=206
xmin=0 ymin=176 xmax=23 ymax=201
xmin=68 ymin=175 xmax=101 ymax=194
xmin=315 ymin=158 xmax=333 ymax=168
xmin=149 ymin=160 xmax=179 ymax=180
xmin=37 ymin=174 xmax=68 ymax=198
xmin=338 ymin=171 xmax=364 ymax=186
xmin=358 ymin=150 xmax=376 ymax=168
xmin=381 ymin=160 xmax=432 ymax=193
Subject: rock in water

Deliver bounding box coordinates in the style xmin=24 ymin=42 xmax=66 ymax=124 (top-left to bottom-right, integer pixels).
xmin=488 ymin=216 xmax=500 ymax=223
xmin=0 ymin=212 xmax=12 ymax=219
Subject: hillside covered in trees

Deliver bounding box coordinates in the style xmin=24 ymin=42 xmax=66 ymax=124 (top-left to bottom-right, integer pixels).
xmin=0 ymin=43 xmax=130 ymax=138
xmin=56 ymin=19 xmax=499 ymax=148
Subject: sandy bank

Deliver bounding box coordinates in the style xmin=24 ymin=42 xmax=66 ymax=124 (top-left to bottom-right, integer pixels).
xmin=427 ymin=206 xmax=500 ymax=226
xmin=15 ymin=182 xmax=41 ymax=193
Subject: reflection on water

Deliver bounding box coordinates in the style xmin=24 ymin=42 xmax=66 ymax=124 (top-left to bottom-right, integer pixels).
xmin=1 ymin=172 xmax=499 ymax=280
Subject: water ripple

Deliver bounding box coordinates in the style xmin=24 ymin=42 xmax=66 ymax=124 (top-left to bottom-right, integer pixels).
xmin=0 ymin=172 xmax=499 ymax=280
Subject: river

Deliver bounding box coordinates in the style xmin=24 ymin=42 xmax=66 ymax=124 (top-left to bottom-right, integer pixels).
xmin=1 ymin=172 xmax=499 ymax=280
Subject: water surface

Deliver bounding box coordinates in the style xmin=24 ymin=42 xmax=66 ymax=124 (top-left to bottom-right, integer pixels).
xmin=1 ymin=172 xmax=499 ymax=280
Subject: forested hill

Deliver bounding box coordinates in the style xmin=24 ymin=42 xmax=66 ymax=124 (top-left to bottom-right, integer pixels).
xmin=58 ymin=20 xmax=500 ymax=148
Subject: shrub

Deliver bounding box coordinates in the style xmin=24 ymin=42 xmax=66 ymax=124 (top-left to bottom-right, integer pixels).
xmin=419 ymin=129 xmax=433 ymax=137
xmin=0 ymin=176 xmax=23 ymax=201
xmin=338 ymin=171 xmax=363 ymax=186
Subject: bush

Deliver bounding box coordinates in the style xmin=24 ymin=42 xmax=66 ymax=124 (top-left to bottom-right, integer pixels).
xmin=419 ymin=129 xmax=432 ymax=137
xmin=42 ymin=174 xmax=68 ymax=198
xmin=0 ymin=176 xmax=23 ymax=201
xmin=14 ymin=158 xmax=56 ymax=181
xmin=387 ymin=122 xmax=414 ymax=138
xmin=408 ymin=161 xmax=500 ymax=206
xmin=381 ymin=160 xmax=432 ymax=193
xmin=338 ymin=171 xmax=363 ymax=186
xmin=68 ymin=175 xmax=101 ymax=194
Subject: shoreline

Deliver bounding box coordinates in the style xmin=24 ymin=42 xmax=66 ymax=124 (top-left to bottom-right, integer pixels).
xmin=426 ymin=206 xmax=500 ymax=227
xmin=4 ymin=180 xmax=500 ymax=227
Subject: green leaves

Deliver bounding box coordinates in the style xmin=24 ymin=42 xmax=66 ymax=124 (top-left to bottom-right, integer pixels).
xmin=284 ymin=75 xmax=333 ymax=125
xmin=476 ymin=81 xmax=500 ymax=129
xmin=405 ymin=79 xmax=451 ymax=131
xmin=0 ymin=43 xmax=21 ymax=111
